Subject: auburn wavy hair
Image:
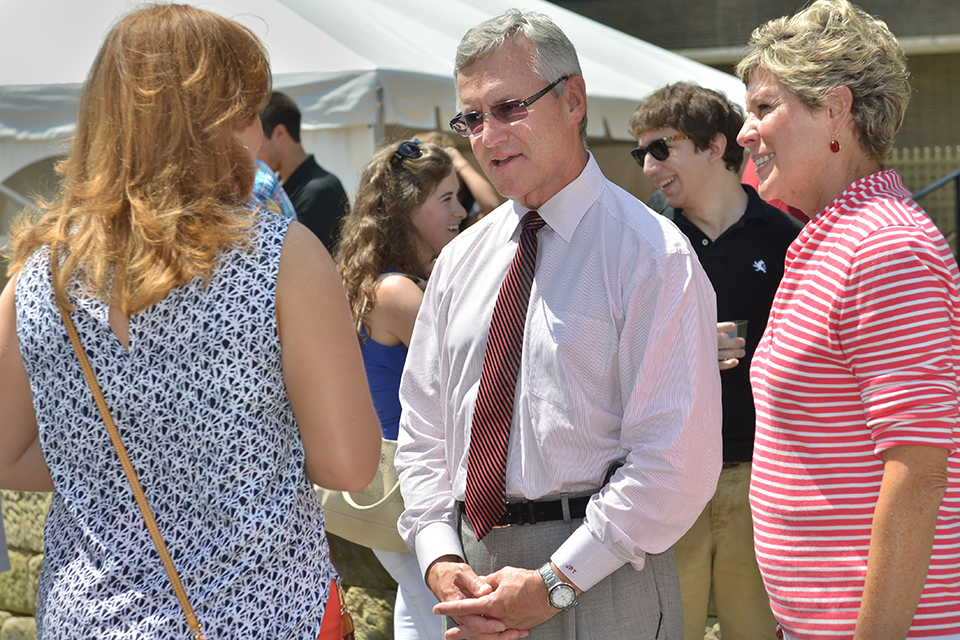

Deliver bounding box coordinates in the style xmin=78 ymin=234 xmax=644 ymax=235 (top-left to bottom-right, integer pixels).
xmin=334 ymin=141 xmax=453 ymax=340
xmin=7 ymin=4 xmax=271 ymax=315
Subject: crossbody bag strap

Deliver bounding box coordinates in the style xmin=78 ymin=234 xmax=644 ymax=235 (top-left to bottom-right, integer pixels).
xmin=51 ymin=253 xmax=206 ymax=640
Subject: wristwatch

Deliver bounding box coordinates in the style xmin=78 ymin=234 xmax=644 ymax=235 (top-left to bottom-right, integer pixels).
xmin=539 ymin=562 xmax=578 ymax=610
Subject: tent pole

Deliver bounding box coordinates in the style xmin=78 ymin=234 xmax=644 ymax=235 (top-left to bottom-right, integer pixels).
xmin=375 ymin=84 xmax=385 ymax=147
xmin=0 ymin=183 xmax=39 ymax=211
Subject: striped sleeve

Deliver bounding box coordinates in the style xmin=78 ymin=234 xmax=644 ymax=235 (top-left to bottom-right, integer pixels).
xmin=839 ymin=226 xmax=959 ymax=453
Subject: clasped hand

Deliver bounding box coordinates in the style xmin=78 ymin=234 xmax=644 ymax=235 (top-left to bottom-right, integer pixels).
xmin=426 ymin=557 xmax=565 ymax=639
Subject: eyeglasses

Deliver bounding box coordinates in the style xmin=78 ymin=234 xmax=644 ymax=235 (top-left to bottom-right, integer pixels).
xmin=391 ymin=139 xmax=423 ymax=166
xmin=449 ymin=76 xmax=570 ymax=137
xmin=630 ymin=133 xmax=687 ymax=166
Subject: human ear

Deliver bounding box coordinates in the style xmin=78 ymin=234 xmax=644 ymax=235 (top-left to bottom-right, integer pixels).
xmin=825 ymin=85 xmax=854 ymax=135
xmin=707 ymin=132 xmax=727 ymax=164
xmin=563 ymin=75 xmax=587 ymax=126
xmin=272 ymin=123 xmax=289 ymax=142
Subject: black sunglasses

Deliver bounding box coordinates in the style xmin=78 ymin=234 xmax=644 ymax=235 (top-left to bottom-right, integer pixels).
xmin=449 ymin=76 xmax=570 ymax=137
xmin=391 ymin=139 xmax=423 ymax=166
xmin=630 ymin=133 xmax=687 ymax=166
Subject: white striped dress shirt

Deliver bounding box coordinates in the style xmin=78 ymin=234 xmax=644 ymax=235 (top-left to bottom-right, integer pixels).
xmin=396 ymin=155 xmax=722 ymax=591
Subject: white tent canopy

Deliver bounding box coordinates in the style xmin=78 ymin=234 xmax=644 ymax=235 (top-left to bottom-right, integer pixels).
xmin=0 ymin=0 xmax=745 ymax=200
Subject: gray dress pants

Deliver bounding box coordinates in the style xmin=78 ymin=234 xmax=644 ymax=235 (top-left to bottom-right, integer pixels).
xmin=457 ymin=507 xmax=683 ymax=640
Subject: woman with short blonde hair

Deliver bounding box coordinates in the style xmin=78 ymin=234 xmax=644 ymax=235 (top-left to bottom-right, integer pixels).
xmin=737 ymin=1 xmax=960 ymax=639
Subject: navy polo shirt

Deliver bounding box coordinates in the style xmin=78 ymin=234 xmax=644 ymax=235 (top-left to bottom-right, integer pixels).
xmin=650 ymin=185 xmax=803 ymax=462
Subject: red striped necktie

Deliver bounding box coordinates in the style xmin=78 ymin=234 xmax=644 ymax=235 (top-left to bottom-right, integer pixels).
xmin=465 ymin=211 xmax=547 ymax=539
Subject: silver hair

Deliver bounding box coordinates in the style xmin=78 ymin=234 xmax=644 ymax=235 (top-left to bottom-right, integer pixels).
xmin=454 ymin=9 xmax=588 ymax=143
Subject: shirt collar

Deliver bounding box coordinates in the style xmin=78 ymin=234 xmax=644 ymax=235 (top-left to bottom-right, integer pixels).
xmin=673 ymin=183 xmax=770 ymax=238
xmin=510 ymin=152 xmax=604 ymax=243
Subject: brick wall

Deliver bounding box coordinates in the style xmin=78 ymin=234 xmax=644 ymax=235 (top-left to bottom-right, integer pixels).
xmin=889 ymin=145 xmax=960 ymax=251
xmin=703 ymin=52 xmax=960 ymax=150
xmin=549 ymin=0 xmax=960 ymax=150
xmin=899 ymin=53 xmax=960 ymax=148
xmin=551 ymin=0 xmax=960 ymax=49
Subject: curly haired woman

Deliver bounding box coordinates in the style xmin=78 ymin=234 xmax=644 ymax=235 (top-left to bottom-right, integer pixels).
xmin=335 ymin=139 xmax=466 ymax=639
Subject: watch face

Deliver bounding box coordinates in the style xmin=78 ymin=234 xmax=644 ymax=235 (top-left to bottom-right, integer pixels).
xmin=549 ymin=584 xmax=577 ymax=609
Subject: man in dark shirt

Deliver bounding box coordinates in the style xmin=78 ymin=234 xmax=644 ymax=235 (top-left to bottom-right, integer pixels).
xmin=257 ymin=92 xmax=349 ymax=250
xmin=629 ymin=82 xmax=803 ymax=640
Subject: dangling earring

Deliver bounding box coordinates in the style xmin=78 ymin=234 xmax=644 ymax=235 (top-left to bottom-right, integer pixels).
xmin=830 ymin=135 xmax=840 ymax=153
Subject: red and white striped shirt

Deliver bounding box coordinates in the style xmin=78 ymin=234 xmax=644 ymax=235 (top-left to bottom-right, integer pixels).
xmin=751 ymin=170 xmax=960 ymax=639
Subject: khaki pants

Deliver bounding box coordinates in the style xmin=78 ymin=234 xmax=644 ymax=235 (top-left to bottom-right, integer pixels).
xmin=673 ymin=463 xmax=777 ymax=640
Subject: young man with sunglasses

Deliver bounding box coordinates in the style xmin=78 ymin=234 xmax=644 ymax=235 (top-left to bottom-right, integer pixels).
xmin=395 ymin=11 xmax=722 ymax=640
xmin=629 ymin=82 xmax=802 ymax=640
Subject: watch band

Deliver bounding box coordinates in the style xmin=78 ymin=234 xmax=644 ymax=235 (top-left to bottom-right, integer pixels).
xmin=539 ymin=562 xmax=578 ymax=610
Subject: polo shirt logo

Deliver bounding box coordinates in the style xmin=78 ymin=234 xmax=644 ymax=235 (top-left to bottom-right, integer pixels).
xmin=753 ymin=259 xmax=768 ymax=274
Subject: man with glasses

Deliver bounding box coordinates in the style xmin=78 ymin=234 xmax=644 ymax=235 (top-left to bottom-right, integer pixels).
xmin=396 ymin=10 xmax=722 ymax=639
xmin=629 ymin=82 xmax=802 ymax=640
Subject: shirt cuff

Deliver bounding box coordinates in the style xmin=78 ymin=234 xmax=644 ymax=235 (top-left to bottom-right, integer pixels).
xmin=550 ymin=524 xmax=628 ymax=592
xmin=414 ymin=520 xmax=466 ymax=579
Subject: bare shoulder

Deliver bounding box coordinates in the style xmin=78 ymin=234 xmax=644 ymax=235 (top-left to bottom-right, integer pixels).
xmin=277 ymin=222 xmax=341 ymax=296
xmin=275 ymin=221 xmax=348 ymax=344
xmin=366 ymin=273 xmax=425 ymax=347
xmin=0 ymin=272 xmax=17 ymax=314
xmin=373 ymin=273 xmax=424 ymax=309
xmin=279 ymin=221 xmax=334 ymax=273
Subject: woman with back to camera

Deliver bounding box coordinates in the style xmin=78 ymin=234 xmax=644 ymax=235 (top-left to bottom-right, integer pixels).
xmin=737 ymin=1 xmax=960 ymax=639
xmin=335 ymin=139 xmax=466 ymax=640
xmin=0 ymin=5 xmax=380 ymax=639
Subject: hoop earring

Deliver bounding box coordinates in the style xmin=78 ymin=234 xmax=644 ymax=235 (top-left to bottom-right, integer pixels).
xmin=830 ymin=135 xmax=840 ymax=153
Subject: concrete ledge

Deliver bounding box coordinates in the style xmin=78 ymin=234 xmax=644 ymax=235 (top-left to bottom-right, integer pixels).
xmin=344 ymin=587 xmax=395 ymax=640
xmin=0 ymin=551 xmax=32 ymax=615
xmin=0 ymin=616 xmax=35 ymax=640
xmin=0 ymin=493 xmax=49 ymax=556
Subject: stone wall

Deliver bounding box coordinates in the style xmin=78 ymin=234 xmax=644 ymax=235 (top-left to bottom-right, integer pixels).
xmin=0 ymin=491 xmax=46 ymax=640
xmin=0 ymin=491 xmax=397 ymax=639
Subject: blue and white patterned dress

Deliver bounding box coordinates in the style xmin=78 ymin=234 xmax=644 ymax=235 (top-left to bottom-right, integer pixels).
xmin=16 ymin=214 xmax=335 ymax=639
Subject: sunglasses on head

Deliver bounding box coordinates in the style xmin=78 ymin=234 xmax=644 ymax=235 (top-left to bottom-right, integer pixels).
xmin=449 ymin=76 xmax=570 ymax=138
xmin=391 ymin=139 xmax=423 ymax=166
xmin=630 ymin=133 xmax=687 ymax=166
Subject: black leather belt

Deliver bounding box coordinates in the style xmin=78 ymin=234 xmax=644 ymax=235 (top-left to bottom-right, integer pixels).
xmin=458 ymin=495 xmax=592 ymax=527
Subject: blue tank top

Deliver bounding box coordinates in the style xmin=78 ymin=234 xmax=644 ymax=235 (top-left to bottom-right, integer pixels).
xmin=360 ymin=326 xmax=408 ymax=440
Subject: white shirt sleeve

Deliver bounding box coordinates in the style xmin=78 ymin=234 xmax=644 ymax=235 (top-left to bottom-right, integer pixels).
xmin=396 ymin=255 xmax=466 ymax=577
xmin=553 ymin=248 xmax=723 ymax=591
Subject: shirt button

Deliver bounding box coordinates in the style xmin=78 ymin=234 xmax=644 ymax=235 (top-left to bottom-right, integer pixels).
xmin=702 ymin=239 xmax=709 ymax=246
